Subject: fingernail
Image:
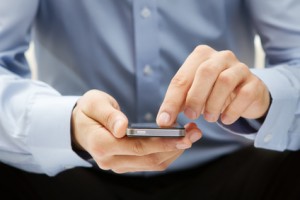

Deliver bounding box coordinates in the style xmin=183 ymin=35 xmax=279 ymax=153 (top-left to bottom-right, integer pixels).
xmin=189 ymin=130 xmax=201 ymax=143
xmin=221 ymin=115 xmax=232 ymax=125
xmin=184 ymin=107 xmax=197 ymax=119
xmin=204 ymin=112 xmax=217 ymax=122
xmin=176 ymin=143 xmax=191 ymax=150
xmin=113 ymin=119 xmax=123 ymax=135
xmin=158 ymin=112 xmax=171 ymax=125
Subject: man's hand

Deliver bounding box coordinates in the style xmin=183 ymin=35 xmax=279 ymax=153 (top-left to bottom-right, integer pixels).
xmin=71 ymin=90 xmax=202 ymax=173
xmin=157 ymin=45 xmax=271 ymax=126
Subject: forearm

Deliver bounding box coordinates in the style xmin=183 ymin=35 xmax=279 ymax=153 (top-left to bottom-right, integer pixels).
xmin=0 ymin=68 xmax=91 ymax=175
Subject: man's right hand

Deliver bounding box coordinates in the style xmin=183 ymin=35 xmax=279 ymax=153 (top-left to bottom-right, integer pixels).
xmin=71 ymin=90 xmax=202 ymax=174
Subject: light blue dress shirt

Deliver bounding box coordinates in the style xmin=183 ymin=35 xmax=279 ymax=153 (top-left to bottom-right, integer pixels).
xmin=0 ymin=0 xmax=300 ymax=176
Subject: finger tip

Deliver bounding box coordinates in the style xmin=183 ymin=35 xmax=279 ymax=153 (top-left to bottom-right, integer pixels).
xmin=184 ymin=122 xmax=198 ymax=131
xmin=156 ymin=111 xmax=172 ymax=127
xmin=187 ymin=129 xmax=202 ymax=143
xmin=221 ymin=115 xmax=234 ymax=125
xmin=113 ymin=118 xmax=128 ymax=138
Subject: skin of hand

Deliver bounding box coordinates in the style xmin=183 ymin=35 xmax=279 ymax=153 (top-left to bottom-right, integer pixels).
xmin=157 ymin=45 xmax=271 ymax=127
xmin=71 ymin=90 xmax=202 ymax=174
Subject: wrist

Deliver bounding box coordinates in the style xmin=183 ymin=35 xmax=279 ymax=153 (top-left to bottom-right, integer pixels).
xmin=255 ymin=92 xmax=273 ymax=124
xmin=71 ymin=103 xmax=92 ymax=161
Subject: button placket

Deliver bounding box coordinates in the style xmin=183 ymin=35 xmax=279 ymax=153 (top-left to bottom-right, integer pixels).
xmin=133 ymin=1 xmax=160 ymax=122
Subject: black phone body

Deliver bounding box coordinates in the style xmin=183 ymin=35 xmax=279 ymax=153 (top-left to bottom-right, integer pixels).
xmin=126 ymin=123 xmax=185 ymax=137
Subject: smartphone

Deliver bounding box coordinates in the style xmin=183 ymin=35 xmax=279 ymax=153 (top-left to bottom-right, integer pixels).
xmin=126 ymin=123 xmax=185 ymax=137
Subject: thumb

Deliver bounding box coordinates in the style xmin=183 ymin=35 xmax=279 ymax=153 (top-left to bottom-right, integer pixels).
xmin=79 ymin=90 xmax=128 ymax=138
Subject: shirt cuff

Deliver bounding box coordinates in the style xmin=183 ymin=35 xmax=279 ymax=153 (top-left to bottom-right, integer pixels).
xmin=251 ymin=67 xmax=298 ymax=151
xmin=27 ymin=95 xmax=92 ymax=176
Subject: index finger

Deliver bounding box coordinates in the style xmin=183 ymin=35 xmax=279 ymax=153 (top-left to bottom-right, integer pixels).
xmin=156 ymin=45 xmax=215 ymax=126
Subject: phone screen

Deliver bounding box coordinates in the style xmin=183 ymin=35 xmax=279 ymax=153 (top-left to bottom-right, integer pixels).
xmin=126 ymin=123 xmax=185 ymax=137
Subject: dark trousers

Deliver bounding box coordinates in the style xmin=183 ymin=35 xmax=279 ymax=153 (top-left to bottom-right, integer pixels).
xmin=1 ymin=146 xmax=300 ymax=200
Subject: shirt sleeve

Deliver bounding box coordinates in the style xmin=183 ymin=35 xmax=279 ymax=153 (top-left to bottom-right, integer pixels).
xmin=218 ymin=0 xmax=300 ymax=151
xmin=0 ymin=0 xmax=91 ymax=176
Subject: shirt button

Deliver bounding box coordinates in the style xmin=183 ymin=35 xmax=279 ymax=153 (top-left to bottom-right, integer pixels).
xmin=263 ymin=134 xmax=272 ymax=143
xmin=143 ymin=64 xmax=153 ymax=76
xmin=64 ymin=165 xmax=72 ymax=170
xmin=141 ymin=7 xmax=151 ymax=18
xmin=144 ymin=112 xmax=154 ymax=122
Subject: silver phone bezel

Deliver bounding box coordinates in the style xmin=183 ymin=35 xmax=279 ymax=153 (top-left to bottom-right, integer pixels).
xmin=126 ymin=127 xmax=185 ymax=137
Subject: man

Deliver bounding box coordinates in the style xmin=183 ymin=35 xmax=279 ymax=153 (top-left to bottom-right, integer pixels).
xmin=1 ymin=0 xmax=300 ymax=199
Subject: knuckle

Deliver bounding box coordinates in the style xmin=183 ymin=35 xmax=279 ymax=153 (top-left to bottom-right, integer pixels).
xmin=131 ymin=140 xmax=146 ymax=155
xmin=218 ymin=73 xmax=232 ymax=86
xmin=197 ymin=62 xmax=215 ymax=77
xmin=220 ymin=50 xmax=236 ymax=60
xmin=106 ymin=95 xmax=120 ymax=110
xmin=238 ymin=62 xmax=249 ymax=72
xmin=81 ymin=99 xmax=94 ymax=113
xmin=85 ymin=89 xmax=98 ymax=98
xmin=170 ymin=74 xmax=189 ymax=89
xmin=193 ymin=45 xmax=211 ymax=54
xmin=81 ymin=93 xmax=99 ymax=112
